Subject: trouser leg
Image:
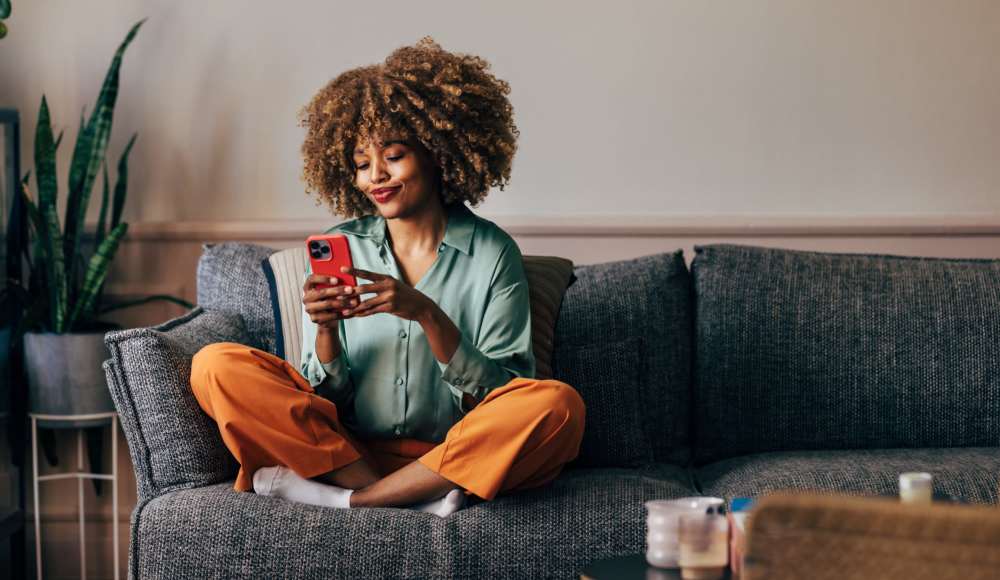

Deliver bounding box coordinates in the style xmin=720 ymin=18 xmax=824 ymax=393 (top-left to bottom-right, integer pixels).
xmin=417 ymin=377 xmax=586 ymax=501
xmin=190 ymin=342 xmax=365 ymax=492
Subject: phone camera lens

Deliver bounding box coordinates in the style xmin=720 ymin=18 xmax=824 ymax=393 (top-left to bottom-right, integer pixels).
xmin=309 ymin=241 xmax=320 ymax=249
xmin=321 ymin=246 xmax=330 ymax=254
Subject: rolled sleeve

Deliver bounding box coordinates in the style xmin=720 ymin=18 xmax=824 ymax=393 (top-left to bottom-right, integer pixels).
xmin=437 ymin=331 xmax=506 ymax=399
xmin=437 ymin=241 xmax=535 ymax=410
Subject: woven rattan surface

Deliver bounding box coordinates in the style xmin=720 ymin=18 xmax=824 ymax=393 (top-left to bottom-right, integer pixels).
xmin=745 ymin=492 xmax=1000 ymax=580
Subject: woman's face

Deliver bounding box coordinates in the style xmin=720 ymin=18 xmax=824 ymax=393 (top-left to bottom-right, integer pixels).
xmin=352 ymin=134 xmax=440 ymax=218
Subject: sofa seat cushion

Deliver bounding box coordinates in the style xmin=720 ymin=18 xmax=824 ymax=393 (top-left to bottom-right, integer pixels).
xmin=134 ymin=466 xmax=694 ymax=579
xmin=697 ymin=448 xmax=1000 ymax=505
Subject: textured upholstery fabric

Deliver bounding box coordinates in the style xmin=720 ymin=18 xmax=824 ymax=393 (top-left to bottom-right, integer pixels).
xmin=697 ymin=448 xmax=1000 ymax=505
xmin=196 ymin=242 xmax=278 ymax=354
xmin=133 ymin=466 xmax=694 ymax=579
xmin=692 ymin=244 xmax=1000 ymax=464
xmin=110 ymin=241 xmax=1000 ymax=580
xmin=553 ymin=251 xmax=693 ymax=467
xmin=261 ymin=248 xmax=576 ymax=380
xmin=103 ymin=307 xmax=247 ymax=500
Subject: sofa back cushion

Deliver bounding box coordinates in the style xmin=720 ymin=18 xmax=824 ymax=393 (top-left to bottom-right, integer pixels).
xmin=692 ymin=244 xmax=1000 ymax=464
xmin=196 ymin=242 xmax=279 ymax=354
xmin=553 ymin=251 xmax=693 ymax=467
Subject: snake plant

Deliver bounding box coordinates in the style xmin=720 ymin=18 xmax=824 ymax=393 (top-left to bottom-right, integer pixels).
xmin=10 ymin=19 xmax=192 ymax=335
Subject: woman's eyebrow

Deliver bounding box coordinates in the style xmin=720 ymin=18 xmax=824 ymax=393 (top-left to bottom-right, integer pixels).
xmin=354 ymin=140 xmax=408 ymax=156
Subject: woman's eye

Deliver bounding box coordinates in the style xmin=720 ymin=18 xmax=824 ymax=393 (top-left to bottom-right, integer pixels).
xmin=355 ymin=155 xmax=402 ymax=171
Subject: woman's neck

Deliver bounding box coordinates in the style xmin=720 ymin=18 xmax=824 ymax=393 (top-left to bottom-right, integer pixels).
xmin=385 ymin=198 xmax=448 ymax=257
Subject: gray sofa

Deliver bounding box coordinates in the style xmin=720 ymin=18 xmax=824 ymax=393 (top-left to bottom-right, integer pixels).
xmin=103 ymin=242 xmax=1000 ymax=579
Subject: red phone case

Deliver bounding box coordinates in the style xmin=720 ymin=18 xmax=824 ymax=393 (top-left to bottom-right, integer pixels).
xmin=307 ymin=234 xmax=357 ymax=289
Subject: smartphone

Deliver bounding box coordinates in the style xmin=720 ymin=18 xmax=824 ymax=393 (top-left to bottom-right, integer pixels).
xmin=306 ymin=234 xmax=357 ymax=290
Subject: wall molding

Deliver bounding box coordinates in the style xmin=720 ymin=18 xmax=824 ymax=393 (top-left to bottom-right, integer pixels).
xmin=113 ymin=213 xmax=1000 ymax=241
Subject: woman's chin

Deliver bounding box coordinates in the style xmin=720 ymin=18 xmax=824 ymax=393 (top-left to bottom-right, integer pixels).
xmin=374 ymin=201 xmax=402 ymax=218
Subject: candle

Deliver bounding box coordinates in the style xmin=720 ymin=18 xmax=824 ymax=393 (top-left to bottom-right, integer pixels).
xmin=899 ymin=472 xmax=933 ymax=504
xmin=678 ymin=513 xmax=729 ymax=580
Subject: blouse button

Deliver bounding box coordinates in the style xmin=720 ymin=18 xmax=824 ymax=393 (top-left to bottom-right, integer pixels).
xmin=399 ymin=329 xmax=407 ymax=339
xmin=394 ymin=426 xmax=403 ymax=435
xmin=454 ymin=378 xmax=464 ymax=386
xmin=396 ymin=377 xmax=404 ymax=386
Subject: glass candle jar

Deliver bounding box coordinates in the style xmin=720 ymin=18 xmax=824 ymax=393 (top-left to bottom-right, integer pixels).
xmin=677 ymin=513 xmax=729 ymax=580
xmin=899 ymin=472 xmax=933 ymax=504
xmin=644 ymin=497 xmax=724 ymax=569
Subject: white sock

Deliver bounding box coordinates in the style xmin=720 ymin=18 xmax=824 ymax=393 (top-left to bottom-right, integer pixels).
xmin=252 ymin=466 xmax=353 ymax=509
xmin=413 ymin=488 xmax=467 ymax=517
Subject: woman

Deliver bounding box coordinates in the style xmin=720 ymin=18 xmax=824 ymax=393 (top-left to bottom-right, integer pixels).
xmin=190 ymin=37 xmax=585 ymax=517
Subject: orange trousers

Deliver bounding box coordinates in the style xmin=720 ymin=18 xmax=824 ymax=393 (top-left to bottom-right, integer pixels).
xmin=189 ymin=342 xmax=586 ymax=501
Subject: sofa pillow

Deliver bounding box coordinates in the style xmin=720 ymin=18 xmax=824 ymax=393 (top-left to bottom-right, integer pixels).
xmin=552 ymin=251 xmax=693 ymax=467
xmin=104 ymin=307 xmax=247 ymax=499
xmin=262 ymin=248 xmax=576 ymax=380
xmin=196 ymin=242 xmax=278 ymax=354
xmin=520 ymin=255 xmax=577 ymax=379
xmin=692 ymin=243 xmax=1000 ymax=464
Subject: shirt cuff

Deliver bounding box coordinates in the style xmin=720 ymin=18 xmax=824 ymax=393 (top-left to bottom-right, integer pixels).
xmin=304 ymin=350 xmax=351 ymax=391
xmin=320 ymin=356 xmax=350 ymax=388
xmin=437 ymin=332 xmax=491 ymax=400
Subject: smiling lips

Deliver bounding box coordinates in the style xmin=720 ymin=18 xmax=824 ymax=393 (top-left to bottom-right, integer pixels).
xmin=372 ymin=186 xmax=400 ymax=203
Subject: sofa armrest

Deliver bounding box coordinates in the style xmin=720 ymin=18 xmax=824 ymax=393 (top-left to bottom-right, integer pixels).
xmin=104 ymin=306 xmax=248 ymax=501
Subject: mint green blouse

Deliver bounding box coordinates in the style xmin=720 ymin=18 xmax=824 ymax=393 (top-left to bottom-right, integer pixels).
xmin=300 ymin=202 xmax=536 ymax=442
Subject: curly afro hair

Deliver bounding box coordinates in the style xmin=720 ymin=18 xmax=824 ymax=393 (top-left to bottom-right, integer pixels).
xmin=299 ymin=36 xmax=519 ymax=218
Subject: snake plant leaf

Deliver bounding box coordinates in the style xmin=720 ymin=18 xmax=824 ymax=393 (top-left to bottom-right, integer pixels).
xmin=67 ymin=221 xmax=128 ymax=329
xmin=97 ymin=160 xmax=110 ymax=248
xmin=44 ymin=202 xmax=67 ymax=332
xmin=54 ymin=129 xmax=64 ymax=151
xmin=64 ymin=19 xmax=143 ymax=285
xmin=22 ymin=188 xmax=65 ymax=331
xmin=20 ymin=190 xmax=46 ymax=259
xmin=34 ymin=96 xmax=57 ymax=212
xmin=110 ymin=133 xmax=136 ymax=228
xmin=0 ymin=0 xmax=10 ymax=19
xmin=28 ymin=97 xmax=68 ymax=331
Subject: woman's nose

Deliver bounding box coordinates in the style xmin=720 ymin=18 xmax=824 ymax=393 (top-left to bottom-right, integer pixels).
xmin=369 ymin=157 xmax=389 ymax=183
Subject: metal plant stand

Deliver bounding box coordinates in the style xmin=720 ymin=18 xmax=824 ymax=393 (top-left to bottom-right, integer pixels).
xmin=30 ymin=412 xmax=119 ymax=580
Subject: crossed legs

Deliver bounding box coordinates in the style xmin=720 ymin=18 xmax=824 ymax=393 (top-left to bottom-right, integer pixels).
xmin=190 ymin=342 xmax=585 ymax=512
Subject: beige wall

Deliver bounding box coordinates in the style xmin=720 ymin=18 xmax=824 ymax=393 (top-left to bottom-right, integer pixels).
xmin=1 ymin=0 xmax=999 ymax=223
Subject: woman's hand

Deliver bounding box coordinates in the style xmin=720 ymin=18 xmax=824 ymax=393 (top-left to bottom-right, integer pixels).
xmin=340 ymin=267 xmax=433 ymax=321
xmin=302 ymin=273 xmax=361 ymax=331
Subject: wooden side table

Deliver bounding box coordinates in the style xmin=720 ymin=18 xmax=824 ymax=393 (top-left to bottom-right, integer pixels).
xmin=30 ymin=412 xmax=120 ymax=580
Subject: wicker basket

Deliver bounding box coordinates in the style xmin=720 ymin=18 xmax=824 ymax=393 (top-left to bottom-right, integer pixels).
xmin=744 ymin=492 xmax=1000 ymax=580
